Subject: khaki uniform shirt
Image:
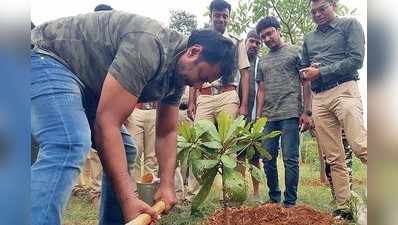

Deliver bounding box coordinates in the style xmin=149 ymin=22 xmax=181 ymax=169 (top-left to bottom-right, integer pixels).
xmin=202 ymin=31 xmax=250 ymax=88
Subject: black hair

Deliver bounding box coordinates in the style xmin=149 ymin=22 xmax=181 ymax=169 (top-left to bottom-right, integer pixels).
xmin=310 ymin=0 xmax=336 ymax=3
xmin=246 ymin=30 xmax=260 ymax=40
xmin=209 ymin=0 xmax=231 ymax=14
xmin=94 ymin=4 xmax=113 ymax=12
xmin=256 ymin=16 xmax=281 ymax=35
xmin=188 ymin=29 xmax=236 ymax=84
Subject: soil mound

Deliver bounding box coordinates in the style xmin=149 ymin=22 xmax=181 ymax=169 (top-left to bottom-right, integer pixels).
xmin=205 ymin=204 xmax=345 ymax=225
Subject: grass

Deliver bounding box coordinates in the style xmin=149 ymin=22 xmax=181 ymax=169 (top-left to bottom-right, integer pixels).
xmin=64 ymin=194 xmax=98 ymax=225
xmin=64 ymin=138 xmax=367 ymax=225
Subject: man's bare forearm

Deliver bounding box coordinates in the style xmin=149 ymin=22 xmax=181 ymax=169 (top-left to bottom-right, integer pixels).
xmin=256 ymin=82 xmax=265 ymax=118
xmin=155 ymin=105 xmax=179 ymax=188
xmin=302 ymin=81 xmax=312 ymax=112
xmin=239 ymin=68 xmax=250 ymax=107
xmin=188 ymin=87 xmax=197 ymax=106
xmin=187 ymin=87 xmax=198 ymax=121
xmin=94 ymin=120 xmax=135 ymax=211
xmin=155 ymin=131 xmax=177 ymax=187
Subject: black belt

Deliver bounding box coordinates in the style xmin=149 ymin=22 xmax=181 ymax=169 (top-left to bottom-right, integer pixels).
xmin=312 ymin=77 xmax=357 ymax=94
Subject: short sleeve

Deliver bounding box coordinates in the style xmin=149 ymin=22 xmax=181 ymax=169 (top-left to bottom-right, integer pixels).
xmin=294 ymin=46 xmax=305 ymax=71
xmin=301 ymin=37 xmax=311 ymax=68
xmin=237 ymin=40 xmax=250 ymax=70
xmin=109 ymin=33 xmax=161 ymax=97
xmin=160 ymin=86 xmax=185 ymax=106
xmin=256 ymin=60 xmax=265 ymax=83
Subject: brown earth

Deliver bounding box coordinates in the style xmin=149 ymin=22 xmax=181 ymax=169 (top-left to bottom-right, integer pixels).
xmin=204 ymin=204 xmax=346 ymax=225
xmin=300 ymin=179 xmax=326 ymax=187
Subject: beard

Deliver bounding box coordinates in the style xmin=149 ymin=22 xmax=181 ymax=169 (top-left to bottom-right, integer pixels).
xmin=248 ymin=48 xmax=258 ymax=56
xmin=176 ymin=63 xmax=194 ymax=87
xmin=214 ymin=23 xmax=226 ymax=33
xmin=183 ymin=76 xmax=195 ymax=87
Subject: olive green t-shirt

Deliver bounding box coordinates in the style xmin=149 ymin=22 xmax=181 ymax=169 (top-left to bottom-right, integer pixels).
xmin=32 ymin=10 xmax=187 ymax=105
xmin=256 ymin=45 xmax=303 ymax=121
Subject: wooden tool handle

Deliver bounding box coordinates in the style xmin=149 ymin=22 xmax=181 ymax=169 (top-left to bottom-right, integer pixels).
xmin=125 ymin=201 xmax=166 ymax=225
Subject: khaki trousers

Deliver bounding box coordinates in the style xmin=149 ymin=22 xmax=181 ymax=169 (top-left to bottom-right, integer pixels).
xmin=187 ymin=90 xmax=240 ymax=196
xmin=127 ymin=108 xmax=158 ymax=179
xmin=312 ymin=81 xmax=367 ymax=209
xmin=75 ymin=148 xmax=102 ymax=192
xmin=127 ymin=108 xmax=186 ymax=197
xmin=194 ymin=90 xmax=240 ymax=123
xmin=178 ymin=109 xmax=192 ymax=126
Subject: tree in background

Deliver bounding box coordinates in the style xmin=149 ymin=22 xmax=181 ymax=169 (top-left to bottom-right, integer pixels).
xmin=169 ymin=9 xmax=198 ymax=35
xmin=228 ymin=0 xmax=355 ymax=45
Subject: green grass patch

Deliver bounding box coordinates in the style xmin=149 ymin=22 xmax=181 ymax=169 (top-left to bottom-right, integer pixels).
xmin=64 ymin=194 xmax=98 ymax=225
xmin=64 ymin=136 xmax=367 ymax=225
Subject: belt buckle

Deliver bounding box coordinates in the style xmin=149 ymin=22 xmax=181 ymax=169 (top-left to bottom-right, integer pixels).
xmin=210 ymin=86 xmax=221 ymax=95
xmin=331 ymin=81 xmax=341 ymax=90
xmin=143 ymin=102 xmax=154 ymax=110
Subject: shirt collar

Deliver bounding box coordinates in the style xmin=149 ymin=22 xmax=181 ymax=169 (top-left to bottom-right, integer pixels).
xmin=209 ymin=24 xmax=229 ymax=38
xmin=316 ymin=17 xmax=339 ymax=32
xmin=222 ymin=28 xmax=229 ymax=38
xmin=169 ymin=50 xmax=184 ymax=75
xmin=329 ymin=17 xmax=339 ymax=28
xmin=249 ymin=54 xmax=259 ymax=63
xmin=169 ymin=50 xmax=186 ymax=87
xmin=169 ymin=38 xmax=188 ymax=73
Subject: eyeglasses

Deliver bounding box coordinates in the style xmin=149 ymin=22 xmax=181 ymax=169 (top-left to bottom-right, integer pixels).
xmin=310 ymin=3 xmax=331 ymax=16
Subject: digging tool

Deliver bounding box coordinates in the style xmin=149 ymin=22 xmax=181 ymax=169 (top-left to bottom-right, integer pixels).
xmin=125 ymin=201 xmax=166 ymax=225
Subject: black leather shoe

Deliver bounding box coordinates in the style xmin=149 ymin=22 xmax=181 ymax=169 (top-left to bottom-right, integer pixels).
xmin=264 ymin=199 xmax=279 ymax=204
xmin=333 ymin=209 xmax=354 ymax=221
xmin=283 ymin=203 xmax=295 ymax=208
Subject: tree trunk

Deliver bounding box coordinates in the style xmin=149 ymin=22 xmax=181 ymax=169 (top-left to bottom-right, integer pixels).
xmin=222 ymin=171 xmax=230 ymax=225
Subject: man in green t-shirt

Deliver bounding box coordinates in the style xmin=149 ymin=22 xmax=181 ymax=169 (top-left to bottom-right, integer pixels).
xmin=255 ymin=16 xmax=311 ymax=208
xmin=31 ymin=11 xmax=235 ymax=225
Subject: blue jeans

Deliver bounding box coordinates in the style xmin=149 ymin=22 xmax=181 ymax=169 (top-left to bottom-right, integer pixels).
xmin=262 ymin=118 xmax=300 ymax=205
xmin=31 ymin=52 xmax=137 ymax=225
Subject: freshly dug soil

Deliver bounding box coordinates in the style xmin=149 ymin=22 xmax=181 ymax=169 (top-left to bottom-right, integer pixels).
xmin=204 ymin=203 xmax=345 ymax=225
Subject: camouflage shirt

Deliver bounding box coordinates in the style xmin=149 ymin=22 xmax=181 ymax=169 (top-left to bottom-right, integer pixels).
xmin=256 ymin=45 xmax=303 ymax=121
xmin=31 ymin=11 xmax=187 ymax=105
